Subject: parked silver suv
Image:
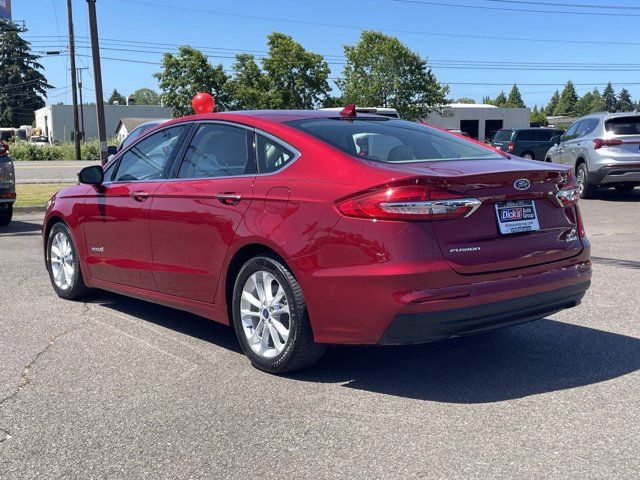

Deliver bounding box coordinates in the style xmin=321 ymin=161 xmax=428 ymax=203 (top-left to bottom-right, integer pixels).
xmin=546 ymin=112 xmax=640 ymax=198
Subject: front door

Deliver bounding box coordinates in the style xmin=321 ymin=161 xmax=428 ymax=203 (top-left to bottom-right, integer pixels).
xmin=149 ymin=122 xmax=256 ymax=302
xmin=81 ymin=124 xmax=187 ymax=290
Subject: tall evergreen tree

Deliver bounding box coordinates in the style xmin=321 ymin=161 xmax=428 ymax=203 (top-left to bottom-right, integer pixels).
xmin=602 ymin=82 xmax=617 ymax=113
xmin=107 ymin=89 xmax=127 ymax=105
xmin=492 ymin=91 xmax=507 ymax=107
xmin=0 ymin=20 xmax=52 ymax=126
xmin=554 ymin=81 xmax=578 ymax=116
xmin=616 ymin=88 xmax=634 ymax=112
xmin=506 ymin=84 xmax=526 ymax=108
xmin=545 ymin=90 xmax=560 ymax=115
xmin=575 ymin=88 xmax=605 ymax=116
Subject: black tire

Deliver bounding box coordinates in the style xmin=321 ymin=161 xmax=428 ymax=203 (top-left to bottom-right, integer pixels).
xmin=232 ymin=255 xmax=326 ymax=374
xmin=46 ymin=222 xmax=90 ymax=300
xmin=615 ymin=184 xmax=636 ymax=193
xmin=522 ymin=151 xmax=535 ymax=160
xmin=577 ymin=163 xmax=597 ymax=199
xmin=0 ymin=204 xmax=12 ymax=227
xmin=545 ymin=157 xmax=552 ymax=163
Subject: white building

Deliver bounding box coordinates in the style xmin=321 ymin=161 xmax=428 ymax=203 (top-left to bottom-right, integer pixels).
xmin=425 ymin=104 xmax=531 ymax=142
xmin=35 ymin=104 xmax=172 ymax=142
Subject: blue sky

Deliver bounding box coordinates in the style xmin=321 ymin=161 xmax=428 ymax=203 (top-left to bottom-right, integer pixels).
xmin=14 ymin=0 xmax=640 ymax=108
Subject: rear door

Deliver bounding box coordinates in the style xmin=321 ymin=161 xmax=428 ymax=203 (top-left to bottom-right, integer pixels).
xmin=149 ymin=122 xmax=256 ymax=302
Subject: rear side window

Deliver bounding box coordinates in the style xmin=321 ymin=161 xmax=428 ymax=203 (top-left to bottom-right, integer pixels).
xmin=515 ymin=130 xmax=535 ymax=141
xmin=493 ymin=130 xmax=513 ymax=142
xmin=605 ymin=117 xmax=640 ymax=135
xmin=178 ymin=124 xmax=254 ymax=179
xmin=287 ymin=118 xmax=500 ymax=163
xmin=256 ymin=135 xmax=296 ymax=173
xmin=535 ymin=130 xmax=555 ymax=141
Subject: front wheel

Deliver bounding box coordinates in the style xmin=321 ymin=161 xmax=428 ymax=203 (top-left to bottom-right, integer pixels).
xmin=577 ymin=163 xmax=597 ymax=199
xmin=522 ymin=152 xmax=535 ymax=160
xmin=46 ymin=222 xmax=90 ymax=299
xmin=0 ymin=204 xmax=12 ymax=227
xmin=232 ymin=255 xmax=326 ymax=373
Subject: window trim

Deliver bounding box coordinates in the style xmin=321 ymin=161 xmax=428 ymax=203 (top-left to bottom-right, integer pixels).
xmin=104 ymin=122 xmax=192 ymax=185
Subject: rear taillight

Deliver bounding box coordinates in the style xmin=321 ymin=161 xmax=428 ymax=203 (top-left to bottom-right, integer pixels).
xmin=507 ymin=141 xmax=515 ymax=151
xmin=0 ymin=142 xmax=8 ymax=157
xmin=0 ymin=162 xmax=15 ymax=186
xmin=555 ymin=170 xmax=579 ymax=207
xmin=336 ymin=184 xmax=481 ymax=221
xmin=576 ymin=205 xmax=586 ymax=238
xmin=593 ymin=138 xmax=623 ymax=149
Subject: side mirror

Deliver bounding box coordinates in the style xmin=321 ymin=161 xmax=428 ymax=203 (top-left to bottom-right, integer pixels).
xmin=107 ymin=145 xmax=118 ymax=156
xmin=78 ymin=165 xmax=104 ymax=185
xmin=550 ymin=135 xmax=560 ymax=145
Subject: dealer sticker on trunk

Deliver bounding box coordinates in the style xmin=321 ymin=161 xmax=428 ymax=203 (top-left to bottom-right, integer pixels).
xmin=495 ymin=200 xmax=540 ymax=235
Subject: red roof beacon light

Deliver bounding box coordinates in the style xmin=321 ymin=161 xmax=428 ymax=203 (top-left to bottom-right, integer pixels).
xmin=340 ymin=103 xmax=357 ymax=117
xmin=192 ymin=92 xmax=215 ymax=114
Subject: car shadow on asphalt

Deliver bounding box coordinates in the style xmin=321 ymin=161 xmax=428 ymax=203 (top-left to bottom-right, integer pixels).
xmin=85 ymin=292 xmax=640 ymax=404
xmin=0 ymin=220 xmax=42 ymax=237
xmin=590 ymin=188 xmax=640 ymax=202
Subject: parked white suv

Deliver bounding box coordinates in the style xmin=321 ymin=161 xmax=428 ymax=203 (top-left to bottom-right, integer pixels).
xmin=545 ymin=112 xmax=640 ymax=198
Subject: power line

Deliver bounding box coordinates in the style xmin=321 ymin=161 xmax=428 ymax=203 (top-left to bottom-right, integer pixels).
xmin=394 ymin=0 xmax=640 ymax=17
xmin=486 ymin=0 xmax=640 ymax=10
xmin=110 ymin=0 xmax=640 ymax=45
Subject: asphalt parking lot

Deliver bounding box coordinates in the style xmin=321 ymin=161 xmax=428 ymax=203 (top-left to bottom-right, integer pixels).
xmin=0 ymin=190 xmax=638 ymax=479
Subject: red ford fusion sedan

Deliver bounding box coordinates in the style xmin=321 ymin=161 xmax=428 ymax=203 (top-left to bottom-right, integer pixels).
xmin=43 ymin=108 xmax=591 ymax=373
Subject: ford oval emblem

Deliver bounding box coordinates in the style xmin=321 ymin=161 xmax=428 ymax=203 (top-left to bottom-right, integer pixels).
xmin=514 ymin=178 xmax=531 ymax=190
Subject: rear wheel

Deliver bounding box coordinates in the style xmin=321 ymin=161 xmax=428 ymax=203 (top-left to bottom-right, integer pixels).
xmin=577 ymin=163 xmax=597 ymax=199
xmin=0 ymin=204 xmax=12 ymax=227
xmin=46 ymin=222 xmax=90 ymax=299
xmin=522 ymin=151 xmax=535 ymax=160
xmin=232 ymin=255 xmax=326 ymax=373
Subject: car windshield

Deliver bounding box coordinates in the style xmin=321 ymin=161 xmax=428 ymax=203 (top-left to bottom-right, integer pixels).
xmin=605 ymin=117 xmax=640 ymax=135
xmin=286 ymin=118 xmax=500 ymax=163
xmin=493 ymin=130 xmax=513 ymax=142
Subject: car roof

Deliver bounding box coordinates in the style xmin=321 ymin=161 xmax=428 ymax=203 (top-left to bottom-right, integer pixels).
xmin=167 ymin=109 xmax=392 ymax=125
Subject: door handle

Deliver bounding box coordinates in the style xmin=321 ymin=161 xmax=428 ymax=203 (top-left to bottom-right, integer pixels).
xmin=215 ymin=193 xmax=242 ymax=206
xmin=130 ymin=191 xmax=149 ymax=202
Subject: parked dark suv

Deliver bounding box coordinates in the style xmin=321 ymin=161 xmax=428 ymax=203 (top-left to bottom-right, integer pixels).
xmin=492 ymin=128 xmax=565 ymax=160
xmin=0 ymin=141 xmax=15 ymax=226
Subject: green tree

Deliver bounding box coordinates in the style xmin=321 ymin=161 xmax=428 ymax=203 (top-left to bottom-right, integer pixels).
xmin=130 ymin=87 xmax=161 ymax=105
xmin=107 ymin=89 xmax=126 ymax=105
xmin=262 ymin=32 xmax=330 ymax=109
xmin=602 ymin=82 xmax=617 ymax=113
xmin=338 ymin=31 xmax=448 ymax=120
xmin=530 ymin=105 xmax=548 ymax=126
xmin=227 ymin=53 xmax=271 ymax=109
xmin=454 ymin=97 xmax=476 ymax=104
xmin=491 ymin=91 xmax=508 ymax=107
xmin=0 ymin=20 xmax=52 ymax=126
xmin=545 ymin=90 xmax=560 ymax=116
xmin=554 ymin=81 xmax=578 ymax=116
xmin=506 ymin=84 xmax=526 ymax=108
xmin=481 ymin=95 xmax=492 ymax=104
xmin=575 ymin=88 xmax=605 ymax=116
xmin=155 ymin=46 xmax=231 ymax=117
xmin=616 ymin=88 xmax=634 ymax=112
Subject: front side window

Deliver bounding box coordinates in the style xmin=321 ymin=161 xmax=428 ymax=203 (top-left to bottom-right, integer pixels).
xmin=287 ymin=118 xmax=501 ymax=163
xmin=177 ymin=124 xmax=254 ymax=179
xmin=114 ymin=125 xmax=184 ymax=182
xmin=257 ymin=135 xmax=295 ymax=173
xmin=563 ymin=121 xmax=581 ymax=140
xmin=120 ymin=126 xmax=144 ymax=150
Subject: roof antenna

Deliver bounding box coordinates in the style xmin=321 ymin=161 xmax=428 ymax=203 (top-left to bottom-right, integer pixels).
xmin=340 ymin=103 xmax=357 ymax=117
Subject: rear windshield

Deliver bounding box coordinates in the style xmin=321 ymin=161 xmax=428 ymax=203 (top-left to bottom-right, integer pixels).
xmin=605 ymin=117 xmax=640 ymax=135
xmin=493 ymin=130 xmax=513 ymax=142
xmin=286 ymin=118 xmax=500 ymax=163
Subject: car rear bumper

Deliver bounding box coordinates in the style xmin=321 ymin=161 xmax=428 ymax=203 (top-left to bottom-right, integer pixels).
xmin=379 ymin=281 xmax=590 ymax=344
xmin=591 ymin=164 xmax=640 ymax=184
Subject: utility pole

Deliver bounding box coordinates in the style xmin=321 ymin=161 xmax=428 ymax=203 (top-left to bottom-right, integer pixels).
xmin=76 ymin=67 xmax=88 ymax=140
xmin=66 ymin=0 xmax=81 ymax=160
xmin=87 ymin=0 xmax=108 ymax=164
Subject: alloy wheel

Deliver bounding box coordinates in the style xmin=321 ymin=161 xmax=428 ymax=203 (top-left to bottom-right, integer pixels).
xmin=240 ymin=270 xmax=291 ymax=359
xmin=577 ymin=167 xmax=586 ymax=196
xmin=50 ymin=231 xmax=75 ymax=290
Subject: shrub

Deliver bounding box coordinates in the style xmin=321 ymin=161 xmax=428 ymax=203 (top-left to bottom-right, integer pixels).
xmin=9 ymin=138 xmax=119 ymax=161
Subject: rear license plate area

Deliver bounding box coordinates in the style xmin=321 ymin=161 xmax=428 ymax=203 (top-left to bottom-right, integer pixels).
xmin=495 ymin=200 xmax=540 ymax=234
